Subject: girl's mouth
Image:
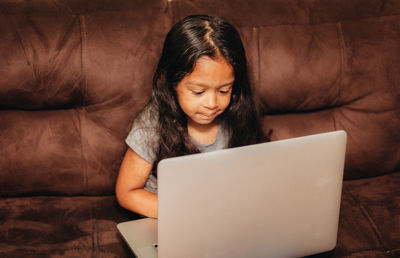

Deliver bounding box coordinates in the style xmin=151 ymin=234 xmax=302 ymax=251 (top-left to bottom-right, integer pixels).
xmin=199 ymin=112 xmax=218 ymax=120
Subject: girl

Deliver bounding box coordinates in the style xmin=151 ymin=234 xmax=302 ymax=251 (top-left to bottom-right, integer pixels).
xmin=116 ymin=14 xmax=266 ymax=218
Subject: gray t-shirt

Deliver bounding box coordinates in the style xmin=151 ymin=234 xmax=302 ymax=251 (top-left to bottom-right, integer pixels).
xmin=125 ymin=103 xmax=231 ymax=194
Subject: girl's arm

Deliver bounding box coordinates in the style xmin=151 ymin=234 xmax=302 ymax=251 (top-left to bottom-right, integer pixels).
xmin=115 ymin=147 xmax=158 ymax=218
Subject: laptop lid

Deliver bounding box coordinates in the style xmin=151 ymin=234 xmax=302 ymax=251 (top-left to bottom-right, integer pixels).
xmin=156 ymin=130 xmax=347 ymax=258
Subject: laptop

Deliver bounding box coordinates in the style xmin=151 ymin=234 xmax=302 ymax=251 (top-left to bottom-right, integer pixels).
xmin=117 ymin=130 xmax=347 ymax=258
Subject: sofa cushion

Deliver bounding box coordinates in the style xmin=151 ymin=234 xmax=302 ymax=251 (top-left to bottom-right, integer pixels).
xmin=256 ymin=16 xmax=400 ymax=179
xmin=0 ymin=195 xmax=140 ymax=257
xmin=0 ymin=0 xmax=171 ymax=196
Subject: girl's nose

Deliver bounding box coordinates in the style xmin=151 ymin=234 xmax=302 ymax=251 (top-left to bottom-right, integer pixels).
xmin=204 ymin=92 xmax=218 ymax=109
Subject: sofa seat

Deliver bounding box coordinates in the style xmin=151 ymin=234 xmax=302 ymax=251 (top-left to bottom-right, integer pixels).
xmin=1 ymin=172 xmax=399 ymax=257
xmin=337 ymin=172 xmax=400 ymax=257
xmin=0 ymin=196 xmax=140 ymax=257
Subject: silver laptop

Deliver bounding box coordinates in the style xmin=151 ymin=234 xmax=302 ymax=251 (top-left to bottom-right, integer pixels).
xmin=117 ymin=130 xmax=347 ymax=258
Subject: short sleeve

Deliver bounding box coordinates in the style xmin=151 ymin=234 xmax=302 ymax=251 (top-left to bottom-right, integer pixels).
xmin=125 ymin=104 xmax=159 ymax=164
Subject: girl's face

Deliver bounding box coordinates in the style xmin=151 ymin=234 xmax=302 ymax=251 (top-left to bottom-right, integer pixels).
xmin=175 ymin=55 xmax=234 ymax=127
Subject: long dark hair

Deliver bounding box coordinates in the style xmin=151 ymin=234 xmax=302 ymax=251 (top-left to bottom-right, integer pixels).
xmin=151 ymin=14 xmax=266 ymax=174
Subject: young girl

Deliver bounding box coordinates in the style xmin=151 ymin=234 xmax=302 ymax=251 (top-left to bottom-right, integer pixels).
xmin=116 ymin=14 xmax=265 ymax=218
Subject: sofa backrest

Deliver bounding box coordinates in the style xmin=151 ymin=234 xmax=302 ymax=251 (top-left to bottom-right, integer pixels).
xmin=0 ymin=0 xmax=399 ymax=196
xmin=0 ymin=0 xmax=171 ymax=196
xmin=173 ymin=0 xmax=400 ymax=180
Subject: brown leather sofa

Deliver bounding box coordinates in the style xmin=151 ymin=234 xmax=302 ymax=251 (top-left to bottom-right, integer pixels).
xmin=1 ymin=0 xmax=399 ymax=257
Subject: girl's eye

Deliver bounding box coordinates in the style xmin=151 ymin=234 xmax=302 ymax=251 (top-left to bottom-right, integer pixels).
xmin=219 ymin=89 xmax=231 ymax=94
xmin=192 ymin=91 xmax=204 ymax=95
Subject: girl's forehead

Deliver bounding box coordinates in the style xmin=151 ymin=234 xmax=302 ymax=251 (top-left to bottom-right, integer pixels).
xmin=184 ymin=56 xmax=234 ymax=84
xmin=194 ymin=55 xmax=230 ymax=68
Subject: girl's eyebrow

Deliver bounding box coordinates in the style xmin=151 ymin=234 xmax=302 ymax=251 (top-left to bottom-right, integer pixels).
xmin=185 ymin=80 xmax=234 ymax=88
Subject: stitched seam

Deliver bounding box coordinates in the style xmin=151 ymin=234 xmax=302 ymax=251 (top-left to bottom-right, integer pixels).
xmin=348 ymin=192 xmax=388 ymax=251
xmin=333 ymin=21 xmax=347 ymax=131
xmin=358 ymin=204 xmax=388 ymax=250
xmin=255 ymin=25 xmax=264 ymax=111
xmin=336 ymin=22 xmax=346 ymax=104
xmin=256 ymin=26 xmax=260 ymax=90
xmin=75 ymin=108 xmax=86 ymax=195
xmin=78 ymin=14 xmax=89 ymax=195
xmin=91 ymin=202 xmax=99 ymax=258
xmin=79 ymin=15 xmax=88 ymax=103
